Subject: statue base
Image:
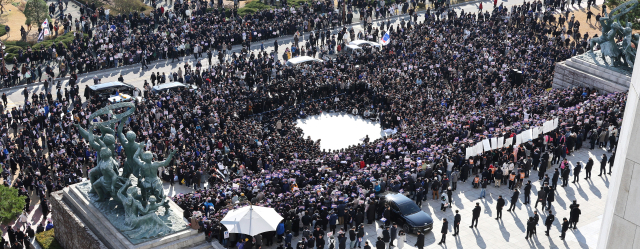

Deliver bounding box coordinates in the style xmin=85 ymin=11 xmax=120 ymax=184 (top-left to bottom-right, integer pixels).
xmin=553 ymin=51 xmax=631 ymax=93
xmin=51 ymin=182 xmax=211 ymax=249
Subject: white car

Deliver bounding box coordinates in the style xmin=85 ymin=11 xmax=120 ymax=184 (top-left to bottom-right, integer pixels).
xmin=151 ymin=82 xmax=198 ymax=94
xmin=349 ymin=40 xmax=382 ymax=50
xmin=285 ymin=56 xmax=324 ymax=67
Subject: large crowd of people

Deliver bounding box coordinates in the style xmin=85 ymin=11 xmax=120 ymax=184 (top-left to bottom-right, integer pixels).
xmin=1 ymin=0 xmax=430 ymax=88
xmin=0 ymin=0 xmax=627 ymax=248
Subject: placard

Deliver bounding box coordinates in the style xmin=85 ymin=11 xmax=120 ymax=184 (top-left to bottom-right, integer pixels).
xmin=482 ymin=139 xmax=491 ymax=152
xmin=491 ymin=137 xmax=498 ymax=150
xmin=521 ymin=129 xmax=533 ymax=142
xmin=504 ymin=137 xmax=513 ymax=147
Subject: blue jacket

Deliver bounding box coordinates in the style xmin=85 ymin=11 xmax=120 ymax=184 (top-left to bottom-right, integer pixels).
xmin=276 ymin=223 xmax=285 ymax=235
xmin=329 ymin=213 xmax=338 ymax=225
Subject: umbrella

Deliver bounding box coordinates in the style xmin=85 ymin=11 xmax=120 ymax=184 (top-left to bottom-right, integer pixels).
xmin=220 ymin=205 xmax=284 ymax=236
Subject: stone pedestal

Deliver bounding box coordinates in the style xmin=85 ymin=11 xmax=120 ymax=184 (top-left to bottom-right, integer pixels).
xmin=51 ymin=183 xmax=211 ymax=249
xmin=553 ymin=52 xmax=631 ymax=93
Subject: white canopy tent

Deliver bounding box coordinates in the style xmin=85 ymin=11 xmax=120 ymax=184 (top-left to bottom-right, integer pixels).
xmin=220 ymin=205 xmax=284 ymax=236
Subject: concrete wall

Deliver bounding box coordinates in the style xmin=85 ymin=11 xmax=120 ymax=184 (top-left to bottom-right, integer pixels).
xmin=553 ymin=58 xmax=630 ymax=93
xmin=50 ymin=191 xmax=108 ymax=249
xmin=597 ymin=49 xmax=640 ymax=248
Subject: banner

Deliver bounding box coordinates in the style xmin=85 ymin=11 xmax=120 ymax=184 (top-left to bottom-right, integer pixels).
xmin=482 ymin=139 xmax=491 ymax=152
xmin=497 ymin=137 xmax=504 ymax=149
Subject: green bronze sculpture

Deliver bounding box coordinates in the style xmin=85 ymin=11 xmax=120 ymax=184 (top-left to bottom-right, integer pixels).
xmin=590 ymin=0 xmax=640 ymax=68
xmin=75 ymin=102 xmax=176 ymax=240
xmin=134 ymin=144 xmax=176 ymax=215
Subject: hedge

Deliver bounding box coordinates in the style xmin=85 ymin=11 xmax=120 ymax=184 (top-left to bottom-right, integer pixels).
xmin=35 ymin=229 xmax=64 ymax=249
xmin=0 ymin=24 xmax=6 ymax=37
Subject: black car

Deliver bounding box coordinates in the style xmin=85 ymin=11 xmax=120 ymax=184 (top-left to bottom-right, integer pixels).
xmin=384 ymin=193 xmax=433 ymax=233
xmin=86 ymin=81 xmax=140 ymax=103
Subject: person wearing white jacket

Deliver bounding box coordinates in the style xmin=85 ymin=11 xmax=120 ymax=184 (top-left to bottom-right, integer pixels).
xmin=396 ymin=231 xmax=406 ymax=249
xmin=440 ymin=192 xmax=449 ymax=211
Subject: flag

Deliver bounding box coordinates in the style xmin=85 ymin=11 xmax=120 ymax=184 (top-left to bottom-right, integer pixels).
xmin=41 ymin=19 xmax=49 ymax=29
xmin=37 ymin=30 xmax=44 ymax=42
xmin=380 ymin=32 xmax=391 ymax=45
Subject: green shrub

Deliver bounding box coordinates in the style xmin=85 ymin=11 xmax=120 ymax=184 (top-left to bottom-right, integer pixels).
xmin=0 ymin=185 xmax=26 ymax=224
xmin=4 ymin=46 xmax=22 ymax=55
xmin=35 ymin=229 xmax=64 ymax=249
xmin=0 ymin=24 xmax=6 ymax=37
xmin=244 ymin=0 xmax=272 ymax=10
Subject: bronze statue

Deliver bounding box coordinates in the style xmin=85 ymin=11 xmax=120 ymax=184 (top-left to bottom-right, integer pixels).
xmin=75 ymin=102 xmax=176 ymax=240
xmin=590 ymin=0 xmax=640 ymax=68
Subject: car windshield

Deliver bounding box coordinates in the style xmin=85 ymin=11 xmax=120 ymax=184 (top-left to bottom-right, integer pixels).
xmin=398 ymin=202 xmax=421 ymax=215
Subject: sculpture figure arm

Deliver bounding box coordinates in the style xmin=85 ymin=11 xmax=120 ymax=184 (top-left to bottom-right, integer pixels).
xmin=117 ymin=120 xmax=129 ymax=146
xmin=133 ymin=145 xmax=144 ymax=167
xmin=75 ymin=124 xmax=102 ymax=150
xmin=153 ymin=150 xmax=177 ymax=169
xmin=118 ymin=179 xmax=133 ymax=205
xmin=98 ymin=123 xmax=116 ymax=141
xmin=135 ymin=199 xmax=151 ymax=214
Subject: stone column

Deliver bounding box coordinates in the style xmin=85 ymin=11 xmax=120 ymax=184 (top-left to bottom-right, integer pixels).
xmin=597 ymin=48 xmax=640 ymax=248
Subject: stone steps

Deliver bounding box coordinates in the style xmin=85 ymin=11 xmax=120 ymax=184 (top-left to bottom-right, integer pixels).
xmin=155 ymin=232 xmax=208 ymax=249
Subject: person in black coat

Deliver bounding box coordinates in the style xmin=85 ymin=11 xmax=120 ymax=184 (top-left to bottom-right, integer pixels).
xmin=389 ymin=224 xmax=397 ymax=247
xmin=546 ymin=187 xmax=555 ymax=209
xmin=470 ymin=203 xmax=481 ymax=227
xmin=552 ymin=169 xmax=560 ymax=189
xmin=414 ymin=231 xmax=424 ymax=249
xmin=438 ymin=218 xmax=448 ymax=245
xmin=560 ymin=218 xmax=570 ymax=240
xmin=523 ymin=181 xmax=532 ymax=204
xmin=316 ymin=235 xmax=325 ymax=249
xmin=525 ymin=217 xmax=536 ymax=239
xmin=507 ymin=189 xmax=519 ymax=212
xmin=367 ymin=201 xmax=376 ymax=224
xmin=569 ymin=204 xmax=582 ymax=229
xmin=584 ymin=158 xmax=594 ymax=179
xmin=495 ymin=195 xmax=506 ymax=219
xmin=572 ymin=162 xmax=582 ymax=183
xmin=382 ymin=227 xmax=390 ymax=248
xmin=375 ymin=237 xmax=385 ymax=249
xmin=599 ymin=154 xmax=607 ymax=176
xmin=453 ymin=210 xmax=461 ymax=236
xmin=545 ymin=210 xmax=555 ymax=236
xmin=383 ymin=207 xmax=391 ymax=226
xmin=561 ymin=166 xmax=570 ymax=187
xmin=338 ymin=233 xmax=347 ymax=249
xmin=535 ymin=187 xmax=547 ymax=210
